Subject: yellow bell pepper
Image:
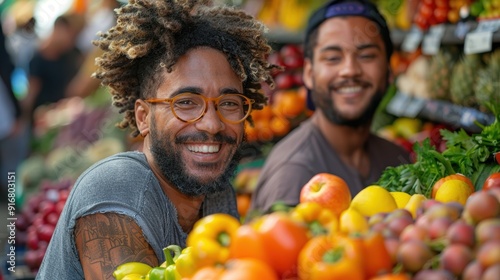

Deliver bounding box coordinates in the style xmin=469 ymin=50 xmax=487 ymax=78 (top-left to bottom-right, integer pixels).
xmin=186 ymin=213 xmax=240 ymax=268
xmin=290 ymin=201 xmax=339 ymax=236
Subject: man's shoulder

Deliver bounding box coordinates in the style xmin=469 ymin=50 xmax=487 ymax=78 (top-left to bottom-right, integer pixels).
xmin=76 ymin=151 xmax=151 ymax=184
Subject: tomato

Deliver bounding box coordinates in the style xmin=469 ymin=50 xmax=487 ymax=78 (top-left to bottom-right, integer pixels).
xmin=434 ymin=7 xmax=449 ymax=24
xmin=414 ymin=14 xmax=430 ymax=31
xmin=419 ymin=3 xmax=434 ymax=20
xmin=435 ymin=0 xmax=448 ymax=8
xmin=251 ymin=212 xmax=310 ymax=277
xmin=495 ymin=152 xmax=500 ymax=165
xmin=190 ymin=259 xmax=277 ymax=280
xmin=229 ymin=224 xmax=270 ymax=263
xmin=218 ymin=259 xmax=277 ymax=280
xmin=369 ymin=273 xmax=412 ymax=280
xmin=298 ymin=235 xmax=365 ymax=280
xmin=361 ymin=232 xmax=394 ymax=278
xmin=483 ymin=173 xmax=500 ymax=191
xmin=432 ymin=174 xmax=475 ymax=198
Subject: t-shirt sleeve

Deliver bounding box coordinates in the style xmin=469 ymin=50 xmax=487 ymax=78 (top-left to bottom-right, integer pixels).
xmin=64 ymin=156 xmax=171 ymax=260
xmin=250 ymin=163 xmax=317 ymax=213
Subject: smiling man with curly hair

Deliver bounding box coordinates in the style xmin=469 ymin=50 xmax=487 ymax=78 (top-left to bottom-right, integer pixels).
xmin=36 ymin=1 xmax=278 ymax=279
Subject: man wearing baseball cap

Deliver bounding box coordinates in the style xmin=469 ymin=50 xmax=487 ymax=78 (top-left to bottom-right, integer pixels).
xmin=250 ymin=0 xmax=411 ymax=213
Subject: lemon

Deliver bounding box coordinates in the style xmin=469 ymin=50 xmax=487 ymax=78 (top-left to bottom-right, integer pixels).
xmin=390 ymin=191 xmax=412 ymax=209
xmin=339 ymin=207 xmax=369 ymax=235
xmin=404 ymin=194 xmax=427 ymax=218
xmin=350 ymin=185 xmax=398 ymax=217
xmin=435 ymin=179 xmax=474 ymax=206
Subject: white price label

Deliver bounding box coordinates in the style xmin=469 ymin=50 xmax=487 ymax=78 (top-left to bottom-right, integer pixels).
xmin=477 ymin=19 xmax=500 ymax=32
xmin=405 ymin=97 xmax=425 ymax=118
xmin=422 ymin=25 xmax=446 ymax=55
xmin=464 ymin=31 xmax=493 ymax=54
xmin=387 ymin=92 xmax=412 ymax=116
xmin=401 ymin=27 xmax=423 ymax=53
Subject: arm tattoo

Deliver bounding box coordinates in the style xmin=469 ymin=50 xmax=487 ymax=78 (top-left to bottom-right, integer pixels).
xmin=75 ymin=212 xmax=158 ymax=280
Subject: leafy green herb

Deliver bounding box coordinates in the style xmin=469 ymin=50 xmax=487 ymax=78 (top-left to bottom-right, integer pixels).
xmin=376 ymin=101 xmax=500 ymax=196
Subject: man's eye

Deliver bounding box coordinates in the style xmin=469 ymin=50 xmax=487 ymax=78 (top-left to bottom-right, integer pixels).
xmin=326 ymin=56 xmax=341 ymax=62
xmin=359 ymin=54 xmax=376 ymax=60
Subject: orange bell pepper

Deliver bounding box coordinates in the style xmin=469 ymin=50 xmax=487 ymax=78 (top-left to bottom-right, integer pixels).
xmin=298 ymin=234 xmax=365 ymax=280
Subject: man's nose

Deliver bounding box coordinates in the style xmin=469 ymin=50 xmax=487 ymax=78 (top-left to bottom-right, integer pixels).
xmin=194 ymin=102 xmax=225 ymax=134
xmin=339 ymin=56 xmax=362 ymax=78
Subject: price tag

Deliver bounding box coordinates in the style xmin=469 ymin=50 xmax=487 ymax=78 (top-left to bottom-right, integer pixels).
xmin=477 ymin=19 xmax=500 ymax=32
xmin=455 ymin=21 xmax=471 ymax=40
xmin=405 ymin=97 xmax=426 ymax=118
xmin=422 ymin=24 xmax=446 ymax=55
xmin=387 ymin=92 xmax=412 ymax=116
xmin=401 ymin=27 xmax=423 ymax=53
xmin=464 ymin=31 xmax=493 ymax=54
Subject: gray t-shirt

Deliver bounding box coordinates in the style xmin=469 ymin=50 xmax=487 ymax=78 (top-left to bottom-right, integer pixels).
xmin=250 ymin=119 xmax=411 ymax=213
xmin=36 ymin=151 xmax=238 ymax=279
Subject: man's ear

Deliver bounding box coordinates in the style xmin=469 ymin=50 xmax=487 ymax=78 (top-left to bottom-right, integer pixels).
xmin=302 ymin=58 xmax=313 ymax=90
xmin=135 ymin=99 xmax=150 ymax=137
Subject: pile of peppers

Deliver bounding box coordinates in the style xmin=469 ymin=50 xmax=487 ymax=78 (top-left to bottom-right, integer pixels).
xmin=113 ymin=204 xmax=401 ymax=279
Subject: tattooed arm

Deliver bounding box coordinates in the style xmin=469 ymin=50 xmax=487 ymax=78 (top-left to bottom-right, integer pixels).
xmin=75 ymin=212 xmax=158 ymax=280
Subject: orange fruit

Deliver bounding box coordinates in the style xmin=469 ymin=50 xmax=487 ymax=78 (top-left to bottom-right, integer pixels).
xmin=236 ymin=193 xmax=251 ymax=218
xmin=269 ymin=116 xmax=291 ymax=137
xmin=432 ymin=174 xmax=475 ymax=198
xmin=244 ymin=122 xmax=258 ymax=143
xmin=255 ymin=121 xmax=274 ymax=142
xmin=435 ymin=179 xmax=474 ymax=206
xmin=251 ymin=105 xmax=273 ymax=122
xmin=273 ymin=90 xmax=305 ymax=118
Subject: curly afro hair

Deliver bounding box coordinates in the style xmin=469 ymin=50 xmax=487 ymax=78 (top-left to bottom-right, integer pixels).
xmin=93 ymin=0 xmax=280 ymax=137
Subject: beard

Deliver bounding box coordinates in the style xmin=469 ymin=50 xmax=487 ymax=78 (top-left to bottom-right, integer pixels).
xmin=149 ymin=118 xmax=242 ymax=197
xmin=311 ymin=79 xmax=385 ymax=127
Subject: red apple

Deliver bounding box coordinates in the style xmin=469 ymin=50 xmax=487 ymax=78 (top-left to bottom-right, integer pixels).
xmin=274 ymin=73 xmax=296 ymax=90
xmin=483 ymin=173 xmax=500 ymax=191
xmin=299 ymin=173 xmax=351 ymax=217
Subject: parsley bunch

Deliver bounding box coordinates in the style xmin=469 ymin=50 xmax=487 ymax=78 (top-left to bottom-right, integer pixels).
xmin=376 ymin=102 xmax=500 ymax=197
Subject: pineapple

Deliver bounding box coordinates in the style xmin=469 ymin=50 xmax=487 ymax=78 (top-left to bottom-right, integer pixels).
xmin=449 ymin=54 xmax=483 ymax=108
xmin=427 ymin=49 xmax=457 ymax=100
xmin=475 ymin=50 xmax=500 ymax=113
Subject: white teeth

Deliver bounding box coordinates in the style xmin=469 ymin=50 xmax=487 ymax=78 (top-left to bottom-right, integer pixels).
xmin=338 ymin=86 xmax=362 ymax=93
xmin=187 ymin=145 xmax=220 ymax=153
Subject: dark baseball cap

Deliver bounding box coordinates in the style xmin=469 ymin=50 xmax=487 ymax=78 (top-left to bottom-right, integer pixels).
xmin=304 ymin=0 xmax=393 ymax=60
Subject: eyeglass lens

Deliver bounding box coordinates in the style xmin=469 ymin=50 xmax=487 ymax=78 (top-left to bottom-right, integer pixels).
xmin=173 ymin=94 xmax=249 ymax=122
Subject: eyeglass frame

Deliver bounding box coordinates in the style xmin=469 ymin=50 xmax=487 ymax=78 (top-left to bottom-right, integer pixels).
xmin=144 ymin=92 xmax=255 ymax=124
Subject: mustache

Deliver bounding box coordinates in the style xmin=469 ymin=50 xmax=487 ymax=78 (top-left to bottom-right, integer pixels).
xmin=331 ymin=78 xmax=371 ymax=89
xmin=175 ymin=132 xmax=237 ymax=144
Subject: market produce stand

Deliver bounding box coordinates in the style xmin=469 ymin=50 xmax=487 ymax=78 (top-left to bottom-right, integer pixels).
xmin=3 ymin=0 xmax=500 ymax=279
